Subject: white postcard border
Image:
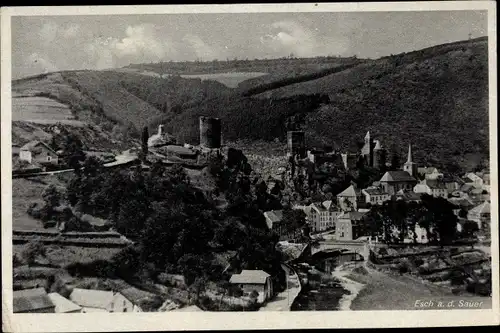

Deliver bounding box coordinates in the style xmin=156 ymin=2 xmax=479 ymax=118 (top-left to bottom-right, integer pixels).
xmin=1 ymin=2 xmax=498 ymax=331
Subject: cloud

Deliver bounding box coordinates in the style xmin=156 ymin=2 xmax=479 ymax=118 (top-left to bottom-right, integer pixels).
xmin=260 ymin=20 xmax=349 ymax=57
xmin=26 ymin=52 xmax=58 ymax=73
xmin=39 ymin=21 xmax=58 ymax=44
xmin=182 ymin=34 xmax=221 ymax=61
xmin=83 ymin=24 xmax=176 ymax=69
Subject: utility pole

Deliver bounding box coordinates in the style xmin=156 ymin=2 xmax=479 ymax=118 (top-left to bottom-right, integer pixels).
xmin=469 ymin=32 xmax=472 ymax=40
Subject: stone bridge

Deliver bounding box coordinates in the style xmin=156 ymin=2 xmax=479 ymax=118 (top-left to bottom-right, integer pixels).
xmin=311 ymin=240 xmax=372 ymax=261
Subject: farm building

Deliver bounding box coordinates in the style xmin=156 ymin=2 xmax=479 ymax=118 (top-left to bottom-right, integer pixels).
xmin=19 ymin=140 xmax=58 ymax=165
xmin=467 ymin=201 xmax=491 ymax=230
xmin=69 ymin=288 xmax=114 ymax=312
xmin=47 ymin=292 xmax=82 ymax=313
xmin=113 ymin=287 xmax=157 ymax=312
xmin=229 ymin=270 xmax=273 ymax=303
xmin=13 ymin=288 xmax=55 ymax=313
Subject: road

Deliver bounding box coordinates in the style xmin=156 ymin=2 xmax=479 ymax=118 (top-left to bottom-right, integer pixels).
xmin=259 ymin=264 xmax=301 ymax=311
xmin=13 ymin=151 xmax=138 ymax=178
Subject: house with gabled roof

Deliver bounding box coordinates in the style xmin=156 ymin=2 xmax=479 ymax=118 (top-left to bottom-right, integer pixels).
xmin=113 ymin=287 xmax=158 ymax=312
xmin=413 ymin=179 xmax=449 ymax=198
xmin=229 ymin=270 xmax=273 ymax=303
xmin=19 ymin=140 xmax=58 ymax=165
xmin=13 ymin=288 xmax=55 ymax=313
xmin=69 ymin=288 xmax=114 ymax=312
xmin=467 ymin=201 xmax=491 ymax=230
xmin=417 ymin=167 xmax=443 ymax=180
xmin=309 ymin=200 xmax=341 ymax=232
xmin=337 ymin=184 xmax=364 ymax=211
xmin=361 ymin=186 xmax=391 ymax=206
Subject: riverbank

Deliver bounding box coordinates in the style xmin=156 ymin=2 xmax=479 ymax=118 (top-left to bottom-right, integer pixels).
xmin=331 ymin=264 xmax=366 ymax=311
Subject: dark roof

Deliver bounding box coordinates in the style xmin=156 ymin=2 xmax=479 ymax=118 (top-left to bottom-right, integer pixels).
xmin=166 ymin=145 xmax=197 ymax=156
xmin=119 ymin=287 xmax=156 ymax=305
xmin=13 ymin=288 xmax=54 ymax=313
xmin=380 ymin=171 xmax=417 ymax=183
xmin=20 ymin=141 xmax=56 ymax=154
xmin=362 ymin=187 xmax=389 ymax=196
xmin=338 ymin=211 xmax=367 ymax=220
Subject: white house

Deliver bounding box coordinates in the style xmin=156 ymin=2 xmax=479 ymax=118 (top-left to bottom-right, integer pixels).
xmin=467 ymin=201 xmax=491 ymax=230
xmin=417 ymin=167 xmax=443 ymax=180
xmin=413 ymin=179 xmax=449 ymax=198
xmin=229 ymin=270 xmax=273 ymax=303
xmin=337 ymin=185 xmax=364 ymax=211
xmin=335 ymin=211 xmax=368 ymax=241
xmin=309 ymin=200 xmax=341 ymax=233
xmin=69 ymin=288 xmax=114 ymax=312
xmin=19 ymin=140 xmax=58 ymax=165
xmin=464 ymin=172 xmax=484 ymax=189
xmin=361 ymin=186 xmax=391 ymax=206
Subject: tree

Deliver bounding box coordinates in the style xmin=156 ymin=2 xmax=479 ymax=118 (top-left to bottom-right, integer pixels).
xmin=461 ymin=221 xmax=479 ymax=239
xmin=390 ymin=151 xmax=401 ymax=170
xmin=141 ymin=126 xmax=149 ymax=161
xmin=22 ymin=241 xmax=46 ymax=266
xmin=42 ymin=185 xmax=61 ymax=210
xmin=60 ymin=134 xmax=86 ymax=170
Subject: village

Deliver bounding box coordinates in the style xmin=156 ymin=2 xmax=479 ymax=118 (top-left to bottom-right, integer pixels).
xmin=11 ymin=114 xmax=492 ymax=313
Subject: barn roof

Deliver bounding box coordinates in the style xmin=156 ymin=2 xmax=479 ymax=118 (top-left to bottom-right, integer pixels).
xmin=48 ymin=292 xmax=82 ymax=313
xmin=69 ymin=288 xmax=114 ymax=309
xmin=119 ymin=287 xmax=156 ymax=305
xmin=337 ymin=185 xmax=360 ymax=197
xmin=13 ymin=288 xmax=54 ymax=313
xmin=229 ymin=270 xmax=270 ymax=285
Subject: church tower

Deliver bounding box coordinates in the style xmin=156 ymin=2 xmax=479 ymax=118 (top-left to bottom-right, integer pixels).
xmin=361 ymin=131 xmax=374 ymax=167
xmin=403 ymin=143 xmax=418 ymax=177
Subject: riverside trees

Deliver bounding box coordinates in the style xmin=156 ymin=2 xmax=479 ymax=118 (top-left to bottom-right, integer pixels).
xmin=364 ymin=194 xmax=459 ymax=245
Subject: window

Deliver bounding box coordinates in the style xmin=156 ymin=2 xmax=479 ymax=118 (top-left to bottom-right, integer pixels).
xmin=47 ymin=156 xmax=51 ymax=161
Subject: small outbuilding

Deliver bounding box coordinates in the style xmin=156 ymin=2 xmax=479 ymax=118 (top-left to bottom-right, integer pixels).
xmin=229 ymin=270 xmax=273 ymax=303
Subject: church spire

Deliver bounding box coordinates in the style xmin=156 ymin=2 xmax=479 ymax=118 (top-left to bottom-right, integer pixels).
xmin=364 ymin=131 xmax=370 ymax=142
xmin=406 ymin=143 xmax=413 ymax=163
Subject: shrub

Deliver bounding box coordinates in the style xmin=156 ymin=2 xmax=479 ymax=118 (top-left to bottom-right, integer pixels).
xmin=22 ymin=240 xmax=47 ymax=265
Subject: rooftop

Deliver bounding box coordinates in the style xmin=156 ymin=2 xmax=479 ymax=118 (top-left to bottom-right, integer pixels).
xmin=362 ymin=186 xmax=389 ymax=195
xmin=20 ymin=140 xmax=56 ymax=153
xmin=338 ymin=211 xmax=368 ymax=220
xmin=47 ymin=292 xmax=82 ymax=313
xmin=229 ymin=270 xmax=271 ymax=285
xmin=337 ymin=185 xmax=361 ymax=197
xmin=166 ymin=145 xmax=197 ymax=156
xmin=13 ymin=288 xmax=54 ymax=313
xmin=69 ymin=288 xmax=114 ymax=310
xmin=469 ymin=201 xmax=491 ymax=214
xmin=119 ymin=287 xmax=156 ymax=305
xmin=380 ymin=171 xmax=416 ymax=183
xmin=263 ymin=210 xmax=283 ymax=228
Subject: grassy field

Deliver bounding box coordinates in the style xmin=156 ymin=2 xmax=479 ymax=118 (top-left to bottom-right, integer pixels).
xmin=12 ymin=176 xmax=68 ymax=231
xmin=12 ymin=96 xmax=84 ymax=126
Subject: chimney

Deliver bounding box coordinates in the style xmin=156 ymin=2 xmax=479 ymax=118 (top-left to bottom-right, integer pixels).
xmin=158 ymin=125 xmax=164 ymax=136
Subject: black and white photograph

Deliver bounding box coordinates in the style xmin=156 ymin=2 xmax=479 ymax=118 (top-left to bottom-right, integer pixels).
xmin=1 ymin=2 xmax=498 ymax=331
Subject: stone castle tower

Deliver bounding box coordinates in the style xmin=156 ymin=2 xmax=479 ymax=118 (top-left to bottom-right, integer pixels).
xmin=403 ymin=143 xmax=418 ymax=177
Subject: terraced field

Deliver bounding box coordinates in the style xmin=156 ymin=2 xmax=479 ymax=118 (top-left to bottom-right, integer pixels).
xmin=12 ymin=96 xmax=84 ymax=126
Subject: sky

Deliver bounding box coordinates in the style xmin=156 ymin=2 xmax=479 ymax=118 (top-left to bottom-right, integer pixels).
xmin=11 ymin=11 xmax=488 ymax=79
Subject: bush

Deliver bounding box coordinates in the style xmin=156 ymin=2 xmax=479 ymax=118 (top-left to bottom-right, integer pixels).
xmin=22 ymin=240 xmax=47 ymax=265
